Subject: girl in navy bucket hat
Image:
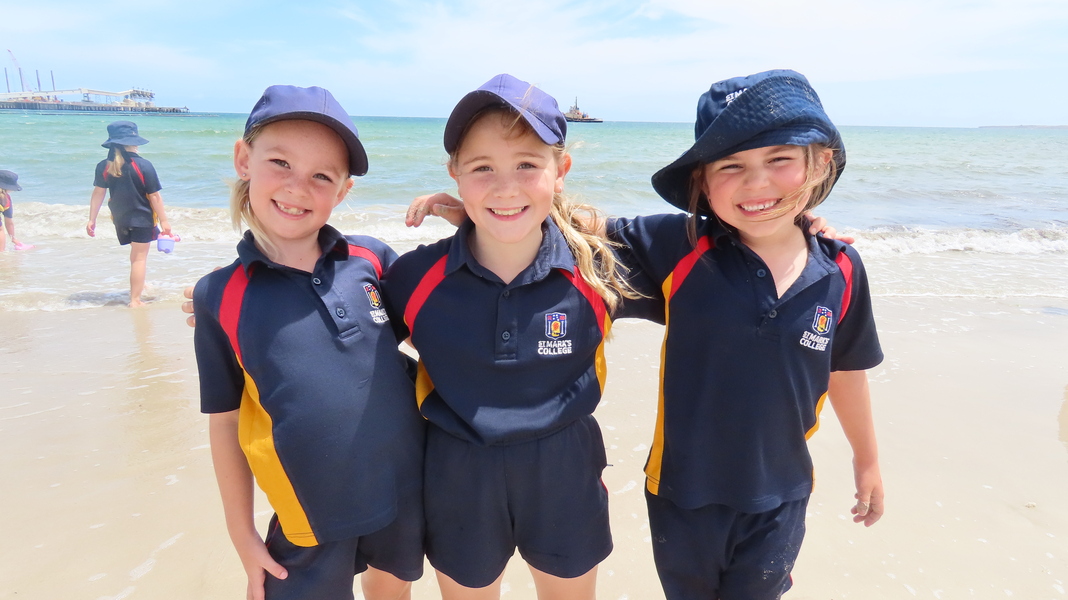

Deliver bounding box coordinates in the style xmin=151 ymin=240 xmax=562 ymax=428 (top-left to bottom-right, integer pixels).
xmin=606 ymin=69 xmax=884 ymax=599
xmin=86 ymin=121 xmax=173 ymax=307
xmin=0 ymin=169 xmax=29 ymax=251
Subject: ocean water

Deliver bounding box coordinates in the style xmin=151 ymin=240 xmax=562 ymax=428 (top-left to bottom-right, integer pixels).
xmin=1 ymin=111 xmax=1066 ymax=311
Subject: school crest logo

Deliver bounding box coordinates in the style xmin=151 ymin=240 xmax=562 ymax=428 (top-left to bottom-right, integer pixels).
xmin=364 ymin=283 xmax=382 ymax=309
xmin=539 ymin=312 xmax=572 ymax=355
xmin=545 ymin=312 xmax=567 ymax=339
xmin=812 ymin=306 xmax=833 ymax=335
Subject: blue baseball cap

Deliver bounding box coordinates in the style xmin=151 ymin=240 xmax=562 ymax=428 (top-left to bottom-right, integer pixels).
xmin=101 ymin=121 xmax=150 ymax=148
xmin=245 ymin=85 xmax=368 ymax=177
xmin=444 ymin=74 xmax=567 ymax=153
xmin=0 ymin=169 xmax=21 ymax=191
xmin=651 ymin=69 xmax=846 ymax=213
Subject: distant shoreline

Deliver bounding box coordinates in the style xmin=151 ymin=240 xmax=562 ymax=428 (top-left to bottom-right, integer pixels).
xmin=979 ymin=124 xmax=1068 ymax=129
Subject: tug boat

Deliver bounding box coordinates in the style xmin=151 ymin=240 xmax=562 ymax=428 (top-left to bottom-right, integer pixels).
xmin=564 ymin=98 xmax=602 ymax=123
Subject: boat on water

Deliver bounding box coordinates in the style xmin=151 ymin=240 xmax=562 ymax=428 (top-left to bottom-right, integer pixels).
xmin=564 ymin=98 xmax=602 ymax=123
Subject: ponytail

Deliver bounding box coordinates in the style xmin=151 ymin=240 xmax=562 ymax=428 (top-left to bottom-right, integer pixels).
xmin=106 ymin=145 xmax=137 ymax=178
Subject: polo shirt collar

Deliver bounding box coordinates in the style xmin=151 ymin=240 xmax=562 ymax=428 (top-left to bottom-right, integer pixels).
xmin=236 ymin=224 xmax=349 ymax=271
xmin=445 ymin=217 xmax=576 ymax=283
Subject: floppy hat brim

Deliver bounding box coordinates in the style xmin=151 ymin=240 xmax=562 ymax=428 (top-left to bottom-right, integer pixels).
xmin=651 ymin=75 xmax=846 ymax=214
xmin=254 ymin=111 xmax=369 ymax=177
xmin=0 ymin=182 xmax=21 ymax=191
xmin=101 ymin=134 xmax=150 ymax=148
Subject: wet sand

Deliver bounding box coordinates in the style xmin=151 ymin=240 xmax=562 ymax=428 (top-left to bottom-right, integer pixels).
xmin=2 ymin=293 xmax=1068 ymax=599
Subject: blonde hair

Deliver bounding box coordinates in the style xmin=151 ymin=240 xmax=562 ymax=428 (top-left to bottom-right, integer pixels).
xmin=105 ymin=145 xmax=138 ymax=178
xmin=684 ymin=143 xmax=837 ymax=247
xmin=450 ymin=108 xmax=641 ymax=314
xmin=229 ymin=126 xmax=280 ymax=259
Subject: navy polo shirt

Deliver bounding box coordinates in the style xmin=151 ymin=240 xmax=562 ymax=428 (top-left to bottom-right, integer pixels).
xmin=609 ymin=213 xmax=883 ymax=513
xmin=193 ymin=226 xmax=425 ymax=546
xmin=93 ymin=153 xmax=161 ymax=229
xmin=382 ymin=218 xmax=634 ymax=446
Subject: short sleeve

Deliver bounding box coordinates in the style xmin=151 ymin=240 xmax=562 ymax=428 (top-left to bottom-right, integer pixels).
xmin=92 ymin=160 xmax=108 ymax=188
xmin=137 ymin=160 xmax=163 ymax=195
xmin=192 ymin=270 xmax=247 ymax=413
xmin=830 ymin=246 xmax=884 ymax=372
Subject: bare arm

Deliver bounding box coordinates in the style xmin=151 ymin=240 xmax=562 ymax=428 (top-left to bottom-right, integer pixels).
xmin=827 ymin=369 xmax=883 ymax=526
xmin=87 ymin=187 xmax=107 ymax=237
xmin=146 ymin=191 xmax=171 ymax=236
xmin=209 ymin=411 xmax=287 ymax=600
xmin=405 ymin=193 xmax=466 ymax=228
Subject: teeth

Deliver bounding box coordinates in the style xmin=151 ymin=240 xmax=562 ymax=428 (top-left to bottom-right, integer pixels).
xmin=491 ymin=207 xmax=524 ymax=216
xmin=275 ymin=201 xmax=306 ymax=216
xmin=740 ymin=199 xmax=779 ymax=212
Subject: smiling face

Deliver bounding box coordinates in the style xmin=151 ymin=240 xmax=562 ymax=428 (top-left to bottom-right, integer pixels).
xmin=234 ymin=119 xmax=353 ymax=260
xmin=702 ymin=144 xmax=830 ymax=246
xmin=449 ymin=111 xmax=570 ymax=264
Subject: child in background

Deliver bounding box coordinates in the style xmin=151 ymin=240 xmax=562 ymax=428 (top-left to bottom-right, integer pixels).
xmin=86 ymin=121 xmax=172 ymax=307
xmin=607 ymin=69 xmax=884 ymax=599
xmin=381 ymin=74 xmax=649 ymax=600
xmin=191 ymin=85 xmax=425 ymax=600
xmin=0 ymin=169 xmax=27 ymax=251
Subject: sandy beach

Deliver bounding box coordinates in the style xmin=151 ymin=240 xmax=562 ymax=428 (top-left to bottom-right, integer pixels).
xmin=3 ymin=290 xmax=1068 ymax=599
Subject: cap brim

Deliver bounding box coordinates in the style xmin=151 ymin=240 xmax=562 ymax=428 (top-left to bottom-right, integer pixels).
xmin=444 ymin=90 xmax=561 ymax=153
xmin=256 ymin=111 xmax=369 ymax=177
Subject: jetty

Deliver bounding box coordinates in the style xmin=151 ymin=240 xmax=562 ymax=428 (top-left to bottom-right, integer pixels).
xmin=0 ymin=87 xmax=188 ymax=113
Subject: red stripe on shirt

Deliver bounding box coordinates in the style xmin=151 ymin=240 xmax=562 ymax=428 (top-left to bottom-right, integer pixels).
xmin=835 ymin=251 xmax=854 ymax=323
xmin=219 ymin=265 xmax=251 ymax=364
xmin=347 ymin=244 xmax=382 ymax=278
xmin=404 ymin=256 xmax=448 ymax=332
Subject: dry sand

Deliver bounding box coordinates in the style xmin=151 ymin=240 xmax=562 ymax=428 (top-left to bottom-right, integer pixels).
xmin=2 ymin=293 xmax=1067 ymax=599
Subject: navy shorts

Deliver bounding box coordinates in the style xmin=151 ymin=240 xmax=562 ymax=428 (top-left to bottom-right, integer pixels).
xmin=262 ymin=484 xmax=425 ymax=600
xmin=646 ymin=490 xmax=809 ymax=600
xmin=424 ymin=415 xmax=613 ymax=588
xmin=114 ymin=224 xmax=158 ymax=245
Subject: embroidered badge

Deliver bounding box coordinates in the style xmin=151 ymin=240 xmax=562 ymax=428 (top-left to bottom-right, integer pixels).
xmin=812 ymin=306 xmax=833 ymax=334
xmin=539 ymin=312 xmax=573 ymax=355
xmin=364 ymin=283 xmax=382 ymax=309
xmin=545 ymin=312 xmax=567 ymax=339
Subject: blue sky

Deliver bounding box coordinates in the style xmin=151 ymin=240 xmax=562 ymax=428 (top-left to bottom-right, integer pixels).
xmin=3 ymin=0 xmax=1066 ymax=126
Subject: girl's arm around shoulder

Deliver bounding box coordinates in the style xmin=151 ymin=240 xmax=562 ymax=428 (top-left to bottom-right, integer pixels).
xmin=828 ymin=369 xmax=883 ymax=527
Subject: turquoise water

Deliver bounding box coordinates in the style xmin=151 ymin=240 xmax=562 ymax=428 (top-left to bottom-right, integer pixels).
xmin=1 ymin=111 xmax=1066 ymax=310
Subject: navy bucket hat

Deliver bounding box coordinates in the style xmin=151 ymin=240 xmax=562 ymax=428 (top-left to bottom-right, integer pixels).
xmin=0 ymin=170 xmax=21 ymax=191
xmin=245 ymin=85 xmax=368 ymax=177
xmin=101 ymin=121 xmax=150 ymax=148
xmin=652 ymin=69 xmax=846 ymax=214
xmin=444 ymin=74 xmax=567 ymax=153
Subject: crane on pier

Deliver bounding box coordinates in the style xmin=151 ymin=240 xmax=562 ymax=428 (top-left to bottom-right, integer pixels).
xmin=6 ymin=49 xmax=28 ymax=92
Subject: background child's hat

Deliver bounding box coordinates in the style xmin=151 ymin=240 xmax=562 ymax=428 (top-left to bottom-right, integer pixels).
xmin=0 ymin=169 xmax=21 ymax=191
xmin=245 ymin=85 xmax=369 ymax=177
xmin=101 ymin=121 xmax=150 ymax=148
xmin=651 ymin=69 xmax=846 ymax=214
xmin=444 ymin=74 xmax=567 ymax=153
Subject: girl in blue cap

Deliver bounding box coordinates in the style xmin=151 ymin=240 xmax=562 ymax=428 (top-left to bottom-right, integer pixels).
xmin=411 ymin=70 xmax=884 ymax=600
xmin=191 ymin=86 xmax=425 ymax=600
xmin=0 ymin=169 xmax=28 ymax=251
xmin=86 ymin=121 xmax=172 ymax=307
xmin=381 ymin=74 xmax=649 ymax=600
